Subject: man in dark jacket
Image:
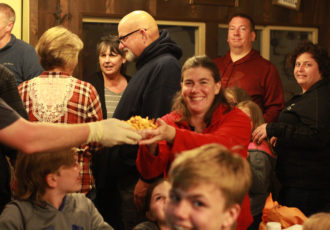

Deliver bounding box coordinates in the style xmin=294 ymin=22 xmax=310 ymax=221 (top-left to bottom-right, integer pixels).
xmin=99 ymin=10 xmax=182 ymax=230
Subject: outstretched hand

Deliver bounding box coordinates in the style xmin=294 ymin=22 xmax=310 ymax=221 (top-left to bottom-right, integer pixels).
xmin=138 ymin=119 xmax=176 ymax=146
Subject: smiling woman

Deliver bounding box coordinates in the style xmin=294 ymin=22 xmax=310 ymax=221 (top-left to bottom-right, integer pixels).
xmin=135 ymin=55 xmax=253 ymax=230
xmin=252 ymin=41 xmax=330 ymax=216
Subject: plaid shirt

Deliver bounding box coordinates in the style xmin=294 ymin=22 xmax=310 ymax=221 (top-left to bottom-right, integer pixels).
xmin=18 ymin=71 xmax=103 ymax=193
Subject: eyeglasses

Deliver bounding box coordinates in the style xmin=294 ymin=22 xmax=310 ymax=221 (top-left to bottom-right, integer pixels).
xmin=118 ymin=29 xmax=140 ymax=43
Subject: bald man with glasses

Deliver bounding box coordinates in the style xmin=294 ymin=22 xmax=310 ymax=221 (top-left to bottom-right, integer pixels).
xmin=96 ymin=10 xmax=182 ymax=230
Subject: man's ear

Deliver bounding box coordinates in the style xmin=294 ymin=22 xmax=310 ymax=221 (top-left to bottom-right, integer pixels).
xmin=221 ymin=204 xmax=241 ymax=229
xmin=140 ymin=28 xmax=149 ymax=44
xmin=251 ymin=31 xmax=256 ymax=42
xmin=45 ymin=173 xmax=57 ymax=188
xmin=6 ymin=22 xmax=14 ymax=33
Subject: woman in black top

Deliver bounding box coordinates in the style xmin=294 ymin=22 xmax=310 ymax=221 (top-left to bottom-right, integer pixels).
xmin=253 ymin=41 xmax=330 ymax=216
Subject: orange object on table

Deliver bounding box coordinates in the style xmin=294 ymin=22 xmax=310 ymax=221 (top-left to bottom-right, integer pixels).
xmin=259 ymin=193 xmax=307 ymax=230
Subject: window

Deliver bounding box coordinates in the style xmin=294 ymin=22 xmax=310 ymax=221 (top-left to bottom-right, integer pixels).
xmin=217 ymin=24 xmax=318 ymax=101
xmin=81 ymin=17 xmax=205 ymax=78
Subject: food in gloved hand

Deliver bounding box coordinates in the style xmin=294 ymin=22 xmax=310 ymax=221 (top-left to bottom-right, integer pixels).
xmin=126 ymin=116 xmax=158 ymax=130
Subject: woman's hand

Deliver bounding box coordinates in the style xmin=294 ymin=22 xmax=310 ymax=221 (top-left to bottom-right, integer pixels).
xmin=252 ymin=123 xmax=268 ymax=144
xmin=138 ymin=119 xmax=176 ymax=146
xmin=270 ymin=137 xmax=277 ymax=147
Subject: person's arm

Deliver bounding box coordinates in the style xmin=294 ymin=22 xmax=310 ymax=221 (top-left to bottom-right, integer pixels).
xmin=262 ymin=64 xmax=284 ymax=123
xmin=0 ymin=117 xmax=89 ymax=154
xmin=0 ymin=117 xmax=142 ymax=154
xmin=137 ymin=108 xmax=251 ymax=180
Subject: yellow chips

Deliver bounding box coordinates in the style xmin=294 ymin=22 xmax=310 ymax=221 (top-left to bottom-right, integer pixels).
xmin=126 ymin=116 xmax=157 ymax=130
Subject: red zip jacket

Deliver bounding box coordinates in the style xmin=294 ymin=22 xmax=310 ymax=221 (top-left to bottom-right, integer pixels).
xmin=137 ymin=105 xmax=253 ymax=230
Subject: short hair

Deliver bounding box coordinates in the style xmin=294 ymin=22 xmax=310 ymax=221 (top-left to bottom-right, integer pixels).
xmin=303 ymin=212 xmax=330 ymax=230
xmin=36 ymin=26 xmax=83 ymax=71
xmin=288 ymin=40 xmax=329 ymax=80
xmin=0 ymin=3 xmax=15 ymax=23
xmin=237 ymin=100 xmax=264 ymax=131
xmin=171 ymin=55 xmax=230 ymax=125
xmin=14 ymin=148 xmax=76 ymax=204
xmin=168 ymin=144 xmax=251 ymax=209
xmin=229 ymin=13 xmax=255 ymax=32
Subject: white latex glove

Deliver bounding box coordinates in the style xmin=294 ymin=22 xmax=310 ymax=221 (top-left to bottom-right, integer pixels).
xmin=87 ymin=118 xmax=142 ymax=147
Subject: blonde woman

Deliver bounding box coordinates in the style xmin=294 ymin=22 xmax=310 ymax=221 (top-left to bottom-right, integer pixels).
xmin=18 ymin=26 xmax=102 ymax=195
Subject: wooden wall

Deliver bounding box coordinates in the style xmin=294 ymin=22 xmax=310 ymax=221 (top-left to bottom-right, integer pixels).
xmin=29 ymin=0 xmax=329 ymax=78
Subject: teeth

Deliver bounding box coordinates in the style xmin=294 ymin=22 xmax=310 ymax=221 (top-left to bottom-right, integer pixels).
xmin=174 ymin=225 xmax=190 ymax=230
xmin=190 ymin=97 xmax=203 ymax=101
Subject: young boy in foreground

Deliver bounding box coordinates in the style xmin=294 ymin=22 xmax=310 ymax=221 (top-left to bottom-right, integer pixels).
xmin=0 ymin=148 xmax=113 ymax=230
xmin=165 ymin=143 xmax=252 ymax=230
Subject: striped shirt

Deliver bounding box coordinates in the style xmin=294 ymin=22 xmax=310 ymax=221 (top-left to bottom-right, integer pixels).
xmin=104 ymin=87 xmax=123 ymax=118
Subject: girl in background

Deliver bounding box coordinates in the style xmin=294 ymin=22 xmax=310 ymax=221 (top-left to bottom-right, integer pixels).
xmin=237 ymin=100 xmax=276 ymax=230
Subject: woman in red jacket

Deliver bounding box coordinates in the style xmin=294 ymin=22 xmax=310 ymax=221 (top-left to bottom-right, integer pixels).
xmin=136 ymin=55 xmax=252 ymax=230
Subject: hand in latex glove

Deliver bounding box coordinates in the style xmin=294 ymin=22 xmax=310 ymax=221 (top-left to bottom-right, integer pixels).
xmin=87 ymin=118 xmax=142 ymax=147
xmin=134 ymin=178 xmax=151 ymax=212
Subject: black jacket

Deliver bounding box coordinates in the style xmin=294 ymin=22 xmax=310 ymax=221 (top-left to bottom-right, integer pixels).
xmin=267 ymin=79 xmax=330 ymax=189
xmin=112 ymin=29 xmax=182 ymax=172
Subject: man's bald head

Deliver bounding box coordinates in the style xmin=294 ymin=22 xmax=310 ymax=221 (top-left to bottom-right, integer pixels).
xmin=119 ymin=10 xmax=158 ymax=39
xmin=118 ymin=11 xmax=160 ymax=60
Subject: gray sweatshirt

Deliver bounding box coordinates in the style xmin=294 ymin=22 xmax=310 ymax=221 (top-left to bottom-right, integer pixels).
xmin=0 ymin=193 xmax=113 ymax=230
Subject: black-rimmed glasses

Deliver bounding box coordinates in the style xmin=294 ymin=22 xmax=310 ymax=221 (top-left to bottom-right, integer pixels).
xmin=118 ymin=29 xmax=140 ymax=43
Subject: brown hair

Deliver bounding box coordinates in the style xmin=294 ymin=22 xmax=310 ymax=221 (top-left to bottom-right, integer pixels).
xmin=171 ymin=55 xmax=230 ymax=125
xmin=224 ymin=86 xmax=251 ymax=107
xmin=237 ymin=100 xmax=264 ymax=132
xmin=0 ymin=3 xmax=15 ymax=23
xmin=96 ymin=34 xmax=126 ymax=74
xmin=288 ymin=41 xmax=329 ymax=80
xmin=14 ymin=148 xmax=76 ymax=203
xmin=168 ymin=144 xmax=251 ymax=209
xmin=303 ymin=212 xmax=330 ymax=230
xmin=228 ymin=13 xmax=255 ymax=32
xmin=36 ymin=26 xmax=83 ymax=71
xmin=144 ymin=178 xmax=168 ymax=214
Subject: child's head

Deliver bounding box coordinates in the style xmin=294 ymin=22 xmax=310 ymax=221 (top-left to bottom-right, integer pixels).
xmin=144 ymin=179 xmax=171 ymax=228
xmin=166 ymin=144 xmax=251 ymax=230
xmin=224 ymin=86 xmax=251 ymax=108
xmin=303 ymin=212 xmax=330 ymax=230
xmin=237 ymin=100 xmax=264 ymax=132
xmin=14 ymin=148 xmax=81 ymax=203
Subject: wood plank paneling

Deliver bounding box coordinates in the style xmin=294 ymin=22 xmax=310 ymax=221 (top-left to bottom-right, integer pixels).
xmin=31 ymin=0 xmax=330 ymax=79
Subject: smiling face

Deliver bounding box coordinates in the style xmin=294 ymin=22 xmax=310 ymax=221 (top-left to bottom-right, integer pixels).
xmin=99 ymin=46 xmax=125 ymax=78
xmin=165 ymin=183 xmax=232 ymax=230
xmin=147 ymin=181 xmax=171 ymax=227
xmin=294 ymin=52 xmax=322 ymax=93
xmin=227 ymin=16 xmax=255 ymax=52
xmin=181 ymin=67 xmax=221 ymax=118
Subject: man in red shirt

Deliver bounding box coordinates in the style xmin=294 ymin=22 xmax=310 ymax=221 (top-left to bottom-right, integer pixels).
xmin=214 ymin=13 xmax=284 ymax=122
